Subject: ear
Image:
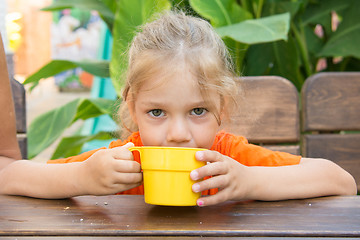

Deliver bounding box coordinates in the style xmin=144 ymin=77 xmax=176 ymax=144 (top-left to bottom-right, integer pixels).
xmin=218 ymin=96 xmax=227 ymax=126
xmin=126 ymin=98 xmax=137 ymax=124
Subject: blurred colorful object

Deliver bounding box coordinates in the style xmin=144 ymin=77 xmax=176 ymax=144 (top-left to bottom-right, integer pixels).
xmin=6 ymin=12 xmax=22 ymax=51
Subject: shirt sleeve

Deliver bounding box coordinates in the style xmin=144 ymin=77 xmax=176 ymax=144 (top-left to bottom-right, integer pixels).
xmin=47 ymin=147 xmax=107 ymax=164
xmin=211 ymin=131 xmax=301 ymax=167
xmin=47 ymin=132 xmax=143 ymax=164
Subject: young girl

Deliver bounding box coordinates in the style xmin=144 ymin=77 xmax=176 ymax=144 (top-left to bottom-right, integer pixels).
xmin=39 ymin=11 xmax=356 ymax=204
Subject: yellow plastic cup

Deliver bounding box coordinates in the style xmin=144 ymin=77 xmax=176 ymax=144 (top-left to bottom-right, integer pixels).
xmin=129 ymin=146 xmax=206 ymax=206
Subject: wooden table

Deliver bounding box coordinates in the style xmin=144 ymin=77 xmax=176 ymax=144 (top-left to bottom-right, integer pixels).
xmin=0 ymin=195 xmax=359 ymax=239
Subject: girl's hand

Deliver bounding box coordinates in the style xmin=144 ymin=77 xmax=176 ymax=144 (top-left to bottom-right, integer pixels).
xmin=190 ymin=150 xmax=250 ymax=206
xmin=78 ymin=142 xmax=142 ymax=195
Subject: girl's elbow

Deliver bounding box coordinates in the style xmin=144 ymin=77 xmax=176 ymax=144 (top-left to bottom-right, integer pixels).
xmin=305 ymin=158 xmax=358 ymax=196
xmin=342 ymin=173 xmax=357 ymax=195
xmin=327 ymin=160 xmax=357 ymax=195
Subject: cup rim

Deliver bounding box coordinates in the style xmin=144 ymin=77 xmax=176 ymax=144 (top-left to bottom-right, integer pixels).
xmin=130 ymin=146 xmax=207 ymax=151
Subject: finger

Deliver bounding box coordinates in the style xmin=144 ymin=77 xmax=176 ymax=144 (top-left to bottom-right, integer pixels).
xmin=121 ymin=182 xmax=143 ymax=191
xmin=111 ymin=142 xmax=135 ymax=160
xmin=114 ymin=172 xmax=143 ymax=185
xmin=190 ymin=161 xmax=227 ymax=180
xmin=196 ymin=189 xmax=230 ymax=207
xmin=196 ymin=150 xmax=225 ymax=163
xmin=192 ymin=175 xmax=228 ymax=193
xmin=113 ymin=159 xmax=141 ymax=173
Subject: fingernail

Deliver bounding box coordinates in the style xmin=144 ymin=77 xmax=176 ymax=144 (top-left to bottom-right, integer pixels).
xmin=192 ymin=183 xmax=200 ymax=192
xmin=196 ymin=151 xmax=204 ymax=160
xmin=190 ymin=170 xmax=199 ymax=180
xmin=126 ymin=142 xmax=134 ymax=147
xmin=197 ymin=199 xmax=204 ymax=207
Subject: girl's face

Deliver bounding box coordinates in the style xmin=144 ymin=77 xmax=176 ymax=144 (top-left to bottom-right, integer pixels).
xmin=130 ymin=68 xmax=221 ymax=149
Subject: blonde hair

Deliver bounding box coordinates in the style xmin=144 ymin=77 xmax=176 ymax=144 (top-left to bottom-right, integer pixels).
xmin=118 ymin=10 xmax=238 ymax=139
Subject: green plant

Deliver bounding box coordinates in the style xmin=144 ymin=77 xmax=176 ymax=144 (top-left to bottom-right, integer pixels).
xmin=26 ymin=0 xmax=360 ymax=159
xmin=242 ymin=0 xmax=360 ymax=90
xmin=26 ymin=0 xmax=172 ymax=159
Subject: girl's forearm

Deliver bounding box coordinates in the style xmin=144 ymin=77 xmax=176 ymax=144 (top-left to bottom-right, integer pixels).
xmin=0 ymin=156 xmax=16 ymax=169
xmin=245 ymin=158 xmax=356 ymax=201
xmin=0 ymin=160 xmax=86 ymax=199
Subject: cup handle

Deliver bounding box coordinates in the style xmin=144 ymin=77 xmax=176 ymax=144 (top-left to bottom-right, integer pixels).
xmin=129 ymin=147 xmax=142 ymax=157
xmin=129 ymin=147 xmax=143 ymax=172
xmin=129 ymin=146 xmax=139 ymax=152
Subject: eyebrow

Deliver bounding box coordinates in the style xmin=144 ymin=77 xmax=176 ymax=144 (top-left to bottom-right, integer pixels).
xmin=139 ymin=100 xmax=209 ymax=108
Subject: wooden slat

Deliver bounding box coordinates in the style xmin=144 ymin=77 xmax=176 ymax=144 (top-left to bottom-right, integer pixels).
xmin=0 ymin=238 xmax=359 ymax=240
xmin=302 ymin=134 xmax=360 ymax=192
xmin=302 ymin=72 xmax=360 ymax=132
xmin=0 ymin=195 xmax=360 ymax=238
xmin=10 ymin=78 xmax=27 ymax=134
xmin=222 ymin=76 xmax=299 ymax=144
xmin=17 ymin=134 xmax=28 ymax=160
xmin=10 ymin=78 xmax=27 ymax=159
xmin=264 ymin=145 xmax=300 ymax=155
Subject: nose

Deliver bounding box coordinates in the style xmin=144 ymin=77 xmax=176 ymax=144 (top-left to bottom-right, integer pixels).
xmin=166 ymin=117 xmax=191 ymax=144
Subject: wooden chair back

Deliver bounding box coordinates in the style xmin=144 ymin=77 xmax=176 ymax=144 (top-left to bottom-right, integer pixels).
xmin=301 ymin=72 xmax=360 ymax=192
xmin=10 ymin=78 xmax=27 ymax=159
xmin=222 ymin=76 xmax=300 ymax=155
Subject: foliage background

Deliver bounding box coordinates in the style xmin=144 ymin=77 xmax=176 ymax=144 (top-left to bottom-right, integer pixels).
xmin=24 ymin=0 xmax=360 ymax=159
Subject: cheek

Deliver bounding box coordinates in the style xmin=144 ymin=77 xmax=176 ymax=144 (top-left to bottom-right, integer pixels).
xmin=194 ymin=118 xmax=220 ymax=149
xmin=134 ymin=108 xmax=167 ymax=146
xmin=138 ymin=124 xmax=164 ymax=146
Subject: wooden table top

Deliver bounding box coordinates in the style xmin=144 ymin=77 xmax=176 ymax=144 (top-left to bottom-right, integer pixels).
xmin=0 ymin=194 xmax=359 ymax=239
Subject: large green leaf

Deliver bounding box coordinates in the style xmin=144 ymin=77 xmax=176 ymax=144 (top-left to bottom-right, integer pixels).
xmin=110 ymin=0 xmax=171 ymax=95
xmin=304 ymin=25 xmax=323 ymax=60
xmin=23 ymin=60 xmax=110 ymax=89
xmin=50 ymin=131 xmax=113 ymax=159
xmin=216 ymin=13 xmax=290 ymax=44
xmin=72 ymin=98 xmax=115 ymax=122
xmin=244 ymin=35 xmax=304 ymax=90
xmin=28 ymin=99 xmax=80 ymax=159
xmin=243 ymin=1 xmax=304 ymax=87
xmin=302 ymin=0 xmax=351 ymax=25
xmin=318 ymin=1 xmax=360 ymax=58
xmin=41 ymin=0 xmax=115 ymax=31
xmin=28 ymin=98 xmax=115 ymax=159
xmin=302 ymin=0 xmax=352 ymax=38
xmin=189 ymin=0 xmax=252 ymax=27
xmin=243 ymin=43 xmax=274 ymax=76
xmin=262 ymin=1 xmax=302 ymax=19
xmin=270 ymin=37 xmax=304 ymax=90
xmin=73 ymin=98 xmax=115 ymax=122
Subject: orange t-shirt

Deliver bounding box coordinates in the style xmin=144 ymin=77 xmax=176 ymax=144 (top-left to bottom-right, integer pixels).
xmin=48 ymin=131 xmax=301 ymax=195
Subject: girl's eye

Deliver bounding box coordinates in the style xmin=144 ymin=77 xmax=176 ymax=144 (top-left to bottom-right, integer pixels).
xmin=148 ymin=109 xmax=164 ymax=117
xmin=191 ymin=108 xmax=207 ymax=116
